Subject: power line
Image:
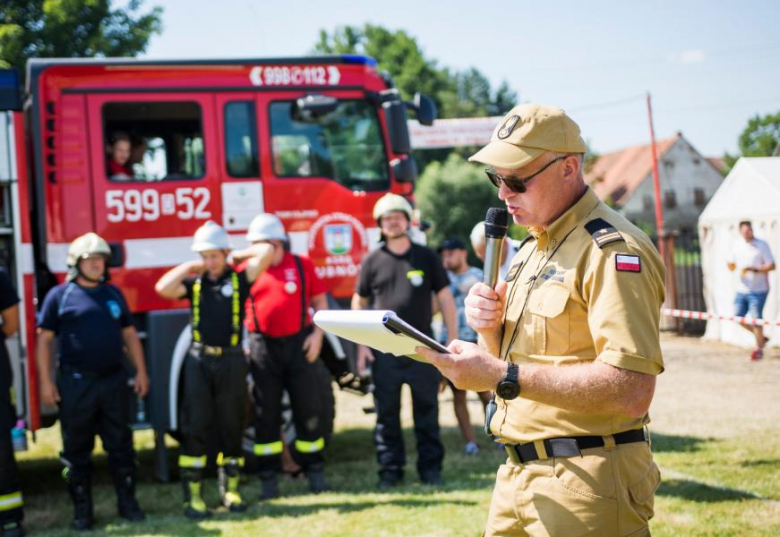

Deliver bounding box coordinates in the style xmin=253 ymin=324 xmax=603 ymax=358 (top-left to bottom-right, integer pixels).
xmin=656 ymin=97 xmax=780 ymax=114
xmin=568 ymin=94 xmax=646 ymax=113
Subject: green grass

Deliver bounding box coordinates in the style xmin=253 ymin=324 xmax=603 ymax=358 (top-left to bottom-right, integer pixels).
xmin=651 ymin=432 xmax=780 ymax=537
xmin=19 ymin=424 xmax=502 ymax=536
xmin=15 ymin=421 xmax=780 ymax=536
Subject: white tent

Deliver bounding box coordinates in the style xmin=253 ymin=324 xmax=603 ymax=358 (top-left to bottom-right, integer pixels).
xmin=698 ymin=157 xmax=780 ymax=347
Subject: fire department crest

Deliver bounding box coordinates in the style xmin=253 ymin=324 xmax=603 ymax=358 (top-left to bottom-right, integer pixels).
xmin=497 ymin=115 xmax=520 ymax=139
xmin=324 ymin=224 xmax=352 ymax=255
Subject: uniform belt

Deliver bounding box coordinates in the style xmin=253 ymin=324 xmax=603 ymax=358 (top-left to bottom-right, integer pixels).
xmin=505 ymin=428 xmax=648 ymax=464
xmin=248 ymin=328 xmax=310 ymax=343
xmin=60 ymin=364 xmax=122 ymax=378
xmin=191 ymin=342 xmax=240 ymax=356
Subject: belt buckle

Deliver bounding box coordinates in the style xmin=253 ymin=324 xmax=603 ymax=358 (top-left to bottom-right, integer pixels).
xmin=204 ymin=345 xmax=222 ymax=356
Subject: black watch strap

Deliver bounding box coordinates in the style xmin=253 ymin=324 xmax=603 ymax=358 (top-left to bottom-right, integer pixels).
xmin=505 ymin=362 xmax=518 ymax=383
xmin=497 ymin=362 xmax=520 ymax=400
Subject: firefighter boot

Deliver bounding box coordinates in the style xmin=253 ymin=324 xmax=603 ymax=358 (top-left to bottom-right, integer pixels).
xmin=112 ymin=467 xmax=145 ymax=522
xmin=0 ymin=521 xmax=25 ymax=537
xmin=218 ymin=458 xmax=247 ymax=513
xmin=181 ymin=469 xmax=211 ymax=520
xmin=259 ymin=471 xmax=279 ymax=500
xmin=307 ymin=469 xmax=330 ymax=494
xmin=66 ymin=474 xmax=94 ymax=531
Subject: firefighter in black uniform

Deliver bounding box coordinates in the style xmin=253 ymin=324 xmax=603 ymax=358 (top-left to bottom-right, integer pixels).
xmin=352 ymin=194 xmax=458 ymax=489
xmin=238 ymin=213 xmax=331 ymax=499
xmin=155 ymin=221 xmax=272 ymax=519
xmin=36 ymin=233 xmax=148 ymax=531
xmin=0 ymin=267 xmax=23 ymax=537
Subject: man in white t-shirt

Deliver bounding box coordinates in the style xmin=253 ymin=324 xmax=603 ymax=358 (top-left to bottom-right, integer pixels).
xmin=470 ymin=222 xmax=521 ymax=281
xmin=727 ymin=221 xmax=776 ymax=360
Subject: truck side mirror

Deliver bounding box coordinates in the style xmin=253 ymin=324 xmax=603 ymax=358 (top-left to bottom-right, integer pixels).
xmin=391 ymin=157 xmax=417 ymax=183
xmin=383 ymin=101 xmax=412 ymax=154
xmin=409 ymin=92 xmax=436 ymax=126
xmin=294 ymin=94 xmax=338 ymax=120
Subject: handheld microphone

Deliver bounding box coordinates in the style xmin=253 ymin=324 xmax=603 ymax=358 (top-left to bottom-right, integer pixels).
xmin=482 ymin=208 xmax=509 ymax=289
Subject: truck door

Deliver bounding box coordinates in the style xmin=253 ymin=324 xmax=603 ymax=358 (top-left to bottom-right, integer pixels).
xmin=214 ymin=93 xmax=265 ymax=235
xmin=254 ymin=89 xmax=390 ymax=299
xmin=85 ymin=93 xmax=220 ymax=311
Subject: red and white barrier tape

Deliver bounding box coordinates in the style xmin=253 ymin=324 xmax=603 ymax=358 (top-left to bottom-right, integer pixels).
xmin=661 ymin=308 xmax=780 ymax=327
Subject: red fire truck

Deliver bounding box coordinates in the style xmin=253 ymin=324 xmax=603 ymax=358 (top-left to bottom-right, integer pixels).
xmin=0 ymin=56 xmax=433 ymax=478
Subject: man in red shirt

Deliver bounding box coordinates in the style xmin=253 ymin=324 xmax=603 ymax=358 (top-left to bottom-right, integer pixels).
xmin=235 ymin=213 xmax=330 ymax=499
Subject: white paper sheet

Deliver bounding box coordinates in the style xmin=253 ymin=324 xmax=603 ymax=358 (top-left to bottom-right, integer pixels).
xmin=313 ymin=310 xmax=438 ymax=359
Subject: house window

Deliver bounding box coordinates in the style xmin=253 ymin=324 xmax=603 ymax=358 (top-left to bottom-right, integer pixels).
xmin=694 ymin=188 xmax=706 ymax=207
xmin=664 ymin=190 xmax=677 ymax=209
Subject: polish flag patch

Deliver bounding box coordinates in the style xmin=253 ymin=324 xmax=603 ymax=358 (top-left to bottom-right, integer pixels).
xmin=616 ymin=254 xmax=641 ymax=273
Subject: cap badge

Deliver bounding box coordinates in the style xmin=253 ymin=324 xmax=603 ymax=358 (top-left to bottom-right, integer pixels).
xmin=497 ymin=115 xmax=520 ymax=140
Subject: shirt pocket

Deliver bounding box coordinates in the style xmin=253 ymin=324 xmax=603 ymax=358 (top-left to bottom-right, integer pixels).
xmin=527 ymin=284 xmax=570 ymax=355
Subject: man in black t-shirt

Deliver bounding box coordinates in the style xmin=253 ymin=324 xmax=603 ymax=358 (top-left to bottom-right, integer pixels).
xmin=155 ymin=221 xmax=272 ymax=519
xmin=37 ymin=233 xmax=148 ymax=531
xmin=0 ymin=267 xmax=24 ymax=536
xmin=352 ymin=194 xmax=458 ymax=489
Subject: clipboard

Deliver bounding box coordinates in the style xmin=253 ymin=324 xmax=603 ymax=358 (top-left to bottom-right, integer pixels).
xmin=313 ymin=310 xmax=448 ymax=359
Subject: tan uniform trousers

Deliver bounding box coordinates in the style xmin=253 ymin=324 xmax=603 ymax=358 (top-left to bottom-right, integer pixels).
xmin=485 ymin=441 xmax=661 ymax=537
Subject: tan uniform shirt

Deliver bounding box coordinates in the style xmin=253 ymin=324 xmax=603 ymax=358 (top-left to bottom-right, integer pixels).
xmin=490 ymin=187 xmax=666 ymax=444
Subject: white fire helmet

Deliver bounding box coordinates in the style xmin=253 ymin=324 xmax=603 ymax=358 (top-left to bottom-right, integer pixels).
xmin=372 ymin=193 xmax=413 ymax=223
xmin=246 ymin=213 xmax=287 ymax=243
xmin=191 ymin=220 xmax=231 ymax=252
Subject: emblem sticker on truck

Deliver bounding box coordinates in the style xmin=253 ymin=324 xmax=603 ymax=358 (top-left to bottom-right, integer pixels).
xmin=308 ymin=213 xmax=367 ymax=281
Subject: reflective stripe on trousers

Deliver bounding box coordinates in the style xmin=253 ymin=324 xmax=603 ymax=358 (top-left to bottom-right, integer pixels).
xmin=0 ymin=492 xmax=23 ymax=511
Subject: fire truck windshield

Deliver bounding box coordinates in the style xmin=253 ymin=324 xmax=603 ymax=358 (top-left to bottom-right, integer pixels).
xmin=269 ymin=100 xmax=389 ymax=191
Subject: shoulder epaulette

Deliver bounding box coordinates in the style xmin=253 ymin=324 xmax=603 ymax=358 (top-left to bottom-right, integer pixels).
xmin=584 ymin=218 xmax=624 ymax=249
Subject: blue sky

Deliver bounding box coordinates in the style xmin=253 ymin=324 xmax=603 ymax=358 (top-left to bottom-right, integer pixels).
xmin=140 ymin=0 xmax=780 ymax=158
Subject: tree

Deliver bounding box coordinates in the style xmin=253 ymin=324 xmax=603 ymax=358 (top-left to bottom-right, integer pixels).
xmin=0 ymin=0 xmax=163 ymax=73
xmin=415 ymin=154 xmax=501 ymax=257
xmin=724 ymin=111 xmax=780 ymax=172
xmin=314 ymin=25 xmax=516 ymax=120
xmin=315 ymin=25 xmax=448 ymax=113
xmin=315 ymin=25 xmax=519 ymax=173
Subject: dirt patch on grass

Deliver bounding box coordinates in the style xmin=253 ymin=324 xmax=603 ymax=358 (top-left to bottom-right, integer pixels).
xmin=651 ymin=333 xmax=780 ymax=439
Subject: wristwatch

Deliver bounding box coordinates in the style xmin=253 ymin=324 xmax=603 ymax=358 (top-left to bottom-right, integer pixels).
xmin=496 ymin=363 xmax=520 ymax=400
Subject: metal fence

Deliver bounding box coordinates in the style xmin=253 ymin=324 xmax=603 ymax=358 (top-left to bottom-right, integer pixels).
xmin=657 ymin=229 xmax=706 ymax=334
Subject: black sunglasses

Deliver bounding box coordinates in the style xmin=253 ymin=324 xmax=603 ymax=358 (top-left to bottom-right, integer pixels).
xmin=485 ymin=155 xmax=567 ymax=193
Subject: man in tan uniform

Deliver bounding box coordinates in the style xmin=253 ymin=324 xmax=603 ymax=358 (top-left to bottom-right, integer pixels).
xmin=417 ymin=104 xmax=665 ymax=536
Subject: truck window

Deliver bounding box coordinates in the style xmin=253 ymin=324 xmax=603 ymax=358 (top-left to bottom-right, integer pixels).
xmin=269 ymin=100 xmax=388 ymax=190
xmin=224 ymin=101 xmax=259 ymax=177
xmin=103 ymin=102 xmax=205 ymax=182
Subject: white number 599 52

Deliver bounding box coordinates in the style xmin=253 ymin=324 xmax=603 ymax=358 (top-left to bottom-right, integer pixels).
xmin=106 ymin=188 xmax=211 ymax=223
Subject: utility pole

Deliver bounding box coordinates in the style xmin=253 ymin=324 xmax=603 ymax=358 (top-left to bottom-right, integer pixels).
xmin=646 ymin=92 xmax=665 ymax=259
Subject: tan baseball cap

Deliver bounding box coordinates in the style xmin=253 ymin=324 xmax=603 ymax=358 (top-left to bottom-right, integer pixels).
xmin=469 ymin=104 xmax=587 ymax=169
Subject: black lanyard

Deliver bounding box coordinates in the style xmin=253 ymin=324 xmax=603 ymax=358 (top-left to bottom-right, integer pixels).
xmin=501 ymin=226 xmax=579 ymax=361
xmin=485 ymin=226 xmax=579 ymax=437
